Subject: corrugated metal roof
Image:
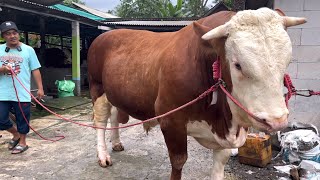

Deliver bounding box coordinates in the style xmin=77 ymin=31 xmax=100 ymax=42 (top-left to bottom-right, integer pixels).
xmin=27 ymin=0 xmax=63 ymax=6
xmin=50 ymin=4 xmax=105 ymax=21
xmin=72 ymin=2 xmax=119 ymax=19
xmin=0 ymin=0 xmax=104 ymax=26
xmin=104 ymin=20 xmax=193 ymax=27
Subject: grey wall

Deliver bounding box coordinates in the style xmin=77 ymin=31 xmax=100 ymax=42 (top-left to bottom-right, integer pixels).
xmin=276 ymin=0 xmax=320 ymax=128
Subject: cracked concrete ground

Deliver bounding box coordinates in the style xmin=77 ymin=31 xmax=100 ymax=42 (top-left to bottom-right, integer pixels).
xmin=0 ymin=103 xmax=239 ymax=180
xmin=1 ymin=103 xmax=288 ymax=180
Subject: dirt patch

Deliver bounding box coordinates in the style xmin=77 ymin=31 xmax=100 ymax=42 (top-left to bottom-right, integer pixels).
xmin=226 ymin=151 xmax=290 ymax=180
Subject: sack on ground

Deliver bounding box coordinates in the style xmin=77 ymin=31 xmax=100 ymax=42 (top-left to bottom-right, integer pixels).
xmin=55 ymin=80 xmax=75 ymax=97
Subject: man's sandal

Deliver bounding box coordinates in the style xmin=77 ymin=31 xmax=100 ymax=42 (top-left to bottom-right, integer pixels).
xmin=8 ymin=138 xmax=20 ymax=150
xmin=11 ymin=144 xmax=29 ymax=154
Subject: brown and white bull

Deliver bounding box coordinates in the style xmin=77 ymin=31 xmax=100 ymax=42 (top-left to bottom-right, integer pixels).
xmin=87 ymin=8 xmax=306 ymax=180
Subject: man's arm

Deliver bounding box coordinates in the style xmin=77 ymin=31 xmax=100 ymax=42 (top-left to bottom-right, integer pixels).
xmin=32 ymin=69 xmax=44 ymax=99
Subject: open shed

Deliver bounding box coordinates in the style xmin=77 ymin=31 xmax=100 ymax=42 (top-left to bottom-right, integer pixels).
xmin=0 ymin=0 xmax=107 ymax=96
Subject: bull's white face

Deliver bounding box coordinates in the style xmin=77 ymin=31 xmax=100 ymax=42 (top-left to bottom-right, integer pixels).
xmin=202 ymin=8 xmax=306 ymax=132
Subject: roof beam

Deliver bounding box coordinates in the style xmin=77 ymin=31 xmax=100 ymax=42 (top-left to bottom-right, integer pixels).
xmin=0 ymin=3 xmax=99 ymax=27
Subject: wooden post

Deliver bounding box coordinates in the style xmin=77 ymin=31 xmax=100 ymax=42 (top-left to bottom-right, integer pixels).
xmin=24 ymin=32 xmax=29 ymax=45
xmin=72 ymin=21 xmax=81 ymax=96
xmin=39 ymin=17 xmax=46 ymax=66
xmin=60 ymin=35 xmax=63 ymax=49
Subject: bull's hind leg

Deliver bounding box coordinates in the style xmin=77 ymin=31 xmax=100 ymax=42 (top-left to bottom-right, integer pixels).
xmin=211 ymin=149 xmax=231 ymax=180
xmin=110 ymin=107 xmax=124 ymax=151
xmin=93 ymin=93 xmax=113 ymax=167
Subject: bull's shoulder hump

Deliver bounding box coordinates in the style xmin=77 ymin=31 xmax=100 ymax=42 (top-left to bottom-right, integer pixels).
xmin=198 ymin=11 xmax=235 ymax=28
xmin=104 ymin=29 xmax=171 ymax=37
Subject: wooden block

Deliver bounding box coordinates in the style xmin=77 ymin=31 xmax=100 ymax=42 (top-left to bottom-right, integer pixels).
xmin=238 ymin=133 xmax=272 ymax=167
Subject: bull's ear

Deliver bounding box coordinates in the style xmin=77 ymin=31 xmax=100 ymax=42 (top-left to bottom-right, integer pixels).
xmin=193 ymin=22 xmax=211 ymax=37
xmin=275 ymin=8 xmax=286 ymax=16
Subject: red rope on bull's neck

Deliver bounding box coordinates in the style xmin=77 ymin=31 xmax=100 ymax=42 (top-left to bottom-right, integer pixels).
xmin=284 ymin=74 xmax=294 ymax=106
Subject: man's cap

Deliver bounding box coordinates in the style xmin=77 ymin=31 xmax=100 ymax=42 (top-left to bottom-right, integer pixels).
xmin=0 ymin=21 xmax=19 ymax=34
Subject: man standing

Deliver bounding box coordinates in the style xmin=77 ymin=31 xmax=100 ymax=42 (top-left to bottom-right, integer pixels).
xmin=0 ymin=21 xmax=44 ymax=154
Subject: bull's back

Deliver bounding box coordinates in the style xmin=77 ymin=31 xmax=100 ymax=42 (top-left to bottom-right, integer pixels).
xmin=88 ymin=29 xmax=177 ymax=119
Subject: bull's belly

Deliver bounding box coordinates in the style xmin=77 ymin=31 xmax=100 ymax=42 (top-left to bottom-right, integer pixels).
xmin=186 ymin=120 xmax=248 ymax=149
xmin=186 ymin=120 xmax=221 ymax=149
xmin=105 ymin=90 xmax=156 ymax=120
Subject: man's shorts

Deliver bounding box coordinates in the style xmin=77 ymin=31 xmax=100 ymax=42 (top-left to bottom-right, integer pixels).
xmin=0 ymin=101 xmax=31 ymax=134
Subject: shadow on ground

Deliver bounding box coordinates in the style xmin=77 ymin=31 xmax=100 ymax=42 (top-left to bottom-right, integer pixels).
xmin=1 ymin=103 xmax=289 ymax=180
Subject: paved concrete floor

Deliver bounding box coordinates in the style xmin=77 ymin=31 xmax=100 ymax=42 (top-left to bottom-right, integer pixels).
xmin=0 ymin=103 xmax=239 ymax=180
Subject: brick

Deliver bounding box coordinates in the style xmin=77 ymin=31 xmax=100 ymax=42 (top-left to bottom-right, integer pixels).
xmin=288 ymin=29 xmax=302 ymax=46
xmin=284 ymin=80 xmax=320 ymax=120
xmin=289 ymin=95 xmax=320 ymax=113
xmin=287 ymin=79 xmax=320 ymax=115
xmin=292 ymin=46 xmax=320 ymax=62
xmin=301 ymin=28 xmax=320 ymax=45
xmin=288 ymin=112 xmax=320 ymax=128
xmin=297 ymin=63 xmax=320 ymax=79
xmin=304 ymin=0 xmax=320 ymax=11
xmin=291 ymin=79 xmax=320 ymax=90
xmin=275 ymin=0 xmax=304 ymax=11
xmin=286 ymin=62 xmax=298 ymax=78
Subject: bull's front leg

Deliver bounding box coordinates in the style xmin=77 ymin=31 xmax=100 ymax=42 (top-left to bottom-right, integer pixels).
xmin=211 ymin=149 xmax=231 ymax=180
xmin=93 ymin=94 xmax=113 ymax=167
xmin=160 ymin=117 xmax=188 ymax=180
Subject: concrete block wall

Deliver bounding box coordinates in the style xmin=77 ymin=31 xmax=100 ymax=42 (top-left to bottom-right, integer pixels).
xmin=276 ymin=0 xmax=320 ymax=128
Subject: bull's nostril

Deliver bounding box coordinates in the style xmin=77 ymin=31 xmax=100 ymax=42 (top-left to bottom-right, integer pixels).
xmin=261 ymin=119 xmax=267 ymax=122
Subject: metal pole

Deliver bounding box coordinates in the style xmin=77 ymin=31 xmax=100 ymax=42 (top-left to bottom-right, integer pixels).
xmin=72 ymin=21 xmax=81 ymax=96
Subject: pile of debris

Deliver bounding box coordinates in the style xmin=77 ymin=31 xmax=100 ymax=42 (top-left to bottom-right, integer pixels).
xmin=233 ymin=122 xmax=320 ymax=180
xmin=273 ymin=122 xmax=320 ymax=180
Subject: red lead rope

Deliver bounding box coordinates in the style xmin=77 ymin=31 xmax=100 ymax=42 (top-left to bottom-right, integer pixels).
xmin=10 ymin=69 xmax=219 ymax=135
xmin=284 ymin=74 xmax=295 ymax=106
xmin=10 ymin=75 xmax=65 ymax=142
xmin=284 ymin=73 xmax=320 ymax=106
xmin=213 ymin=58 xmax=259 ymax=120
xmin=9 ymin=58 xmax=320 ymax=141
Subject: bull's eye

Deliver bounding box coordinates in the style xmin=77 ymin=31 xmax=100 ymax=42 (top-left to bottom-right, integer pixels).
xmin=235 ymin=63 xmax=242 ymax=71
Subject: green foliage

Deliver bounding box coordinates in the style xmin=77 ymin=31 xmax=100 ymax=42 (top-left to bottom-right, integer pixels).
xmin=159 ymin=0 xmax=184 ymax=17
xmin=115 ymin=0 xmax=165 ymax=18
xmin=182 ymin=0 xmax=212 ymax=17
xmin=28 ymin=36 xmax=40 ymax=47
xmin=0 ymin=37 xmax=5 ymax=44
xmin=115 ymin=0 xmax=186 ymax=18
xmin=63 ymin=0 xmax=85 ymax=7
xmin=222 ymin=0 xmax=234 ymax=8
xmin=114 ymin=0 xmax=228 ymax=18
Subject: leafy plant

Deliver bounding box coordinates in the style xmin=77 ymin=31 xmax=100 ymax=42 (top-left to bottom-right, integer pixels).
xmin=159 ymin=0 xmax=184 ymax=17
xmin=63 ymin=0 xmax=85 ymax=7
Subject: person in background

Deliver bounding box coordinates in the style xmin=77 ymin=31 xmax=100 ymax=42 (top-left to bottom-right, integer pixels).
xmin=0 ymin=21 xmax=44 ymax=154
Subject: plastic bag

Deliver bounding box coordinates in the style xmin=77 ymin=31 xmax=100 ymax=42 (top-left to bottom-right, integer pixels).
xmin=279 ymin=129 xmax=320 ymax=163
xmin=55 ymin=80 xmax=75 ymax=98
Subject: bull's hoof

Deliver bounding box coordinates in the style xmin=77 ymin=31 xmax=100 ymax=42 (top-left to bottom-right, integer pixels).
xmin=98 ymin=158 xmax=113 ymax=167
xmin=112 ymin=142 xmax=124 ymax=152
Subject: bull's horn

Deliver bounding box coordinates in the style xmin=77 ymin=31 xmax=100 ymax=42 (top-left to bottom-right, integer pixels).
xmin=202 ymin=23 xmax=228 ymax=40
xmin=283 ymin=17 xmax=307 ymax=27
